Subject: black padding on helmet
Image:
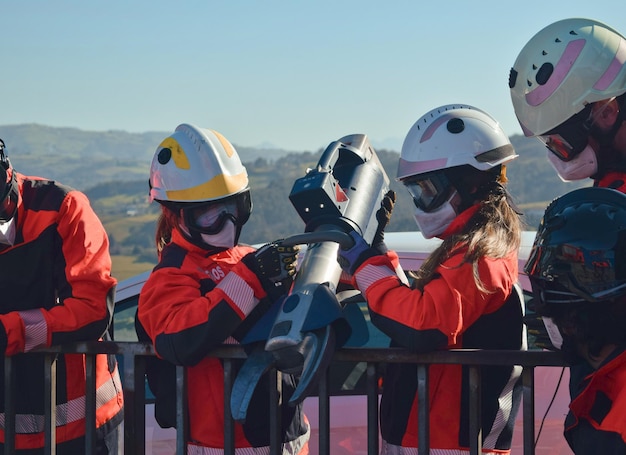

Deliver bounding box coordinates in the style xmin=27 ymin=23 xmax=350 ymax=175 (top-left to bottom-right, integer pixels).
xmin=526 ymin=187 xmax=626 ymax=310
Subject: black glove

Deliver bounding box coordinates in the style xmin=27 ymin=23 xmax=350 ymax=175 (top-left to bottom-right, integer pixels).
xmin=243 ymin=240 xmax=300 ymax=296
xmin=372 ymin=190 xmax=396 ymax=252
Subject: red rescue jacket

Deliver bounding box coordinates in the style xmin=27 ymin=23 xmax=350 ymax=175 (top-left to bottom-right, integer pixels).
xmin=351 ymin=206 xmax=524 ymax=453
xmin=0 ymin=173 xmax=123 ymax=451
xmin=137 ymin=229 xmax=309 ymax=452
xmin=595 ymin=171 xmax=626 ymax=193
xmin=565 ymin=348 xmax=626 ymax=453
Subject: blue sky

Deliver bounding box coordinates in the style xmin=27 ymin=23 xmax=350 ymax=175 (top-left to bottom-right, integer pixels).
xmin=3 ymin=1 xmax=626 ymax=152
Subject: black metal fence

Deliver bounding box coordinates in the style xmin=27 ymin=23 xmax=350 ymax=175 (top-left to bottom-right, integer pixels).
xmin=2 ymin=341 xmax=567 ymax=455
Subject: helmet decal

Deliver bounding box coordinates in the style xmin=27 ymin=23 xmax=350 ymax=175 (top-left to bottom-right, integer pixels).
xmin=397 ymin=157 xmax=448 ymax=176
xmin=526 ymin=39 xmax=585 ymax=107
xmin=212 ymin=130 xmax=236 ymax=158
xmin=594 ymin=37 xmax=626 ymax=91
xmin=420 ymin=115 xmax=450 ymax=142
xmin=158 ymin=137 xmax=191 ymax=170
xmin=165 ymin=171 xmax=249 ymax=201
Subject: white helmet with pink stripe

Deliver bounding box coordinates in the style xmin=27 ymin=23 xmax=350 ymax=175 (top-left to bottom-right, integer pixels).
xmin=397 ymin=104 xmax=516 ymax=182
xmin=509 ymin=17 xmax=626 ymax=137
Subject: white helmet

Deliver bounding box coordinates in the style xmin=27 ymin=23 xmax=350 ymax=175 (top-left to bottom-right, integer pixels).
xmin=509 ymin=18 xmax=626 ymax=137
xmin=397 ymin=104 xmax=517 ymax=181
xmin=398 ymin=105 xmax=517 ymax=238
xmin=149 ymin=124 xmax=249 ymax=203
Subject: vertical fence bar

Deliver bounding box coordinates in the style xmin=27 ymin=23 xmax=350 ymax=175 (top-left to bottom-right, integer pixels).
xmin=85 ymin=353 xmax=97 ymax=454
xmin=269 ymin=368 xmax=282 ymax=453
xmin=366 ymin=362 xmax=379 ymax=455
xmin=223 ymin=358 xmax=235 ymax=455
xmin=522 ymin=366 xmax=536 ymax=455
xmin=4 ymin=356 xmax=16 ymax=454
xmin=175 ymin=365 xmax=188 ymax=455
xmin=417 ymin=364 xmax=429 ymax=455
xmin=129 ymin=353 xmax=147 ymax=454
xmin=468 ymin=366 xmax=482 ymax=455
xmin=122 ymin=350 xmax=136 ymax=455
xmin=44 ymin=353 xmax=57 ymax=455
xmin=318 ymin=367 xmax=331 ymax=455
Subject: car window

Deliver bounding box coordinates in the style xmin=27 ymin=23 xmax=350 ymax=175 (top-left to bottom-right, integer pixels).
xmin=113 ymin=295 xmax=140 ymax=342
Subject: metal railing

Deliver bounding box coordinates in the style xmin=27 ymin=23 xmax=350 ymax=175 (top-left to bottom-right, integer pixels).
xmin=2 ymin=341 xmax=567 ymax=455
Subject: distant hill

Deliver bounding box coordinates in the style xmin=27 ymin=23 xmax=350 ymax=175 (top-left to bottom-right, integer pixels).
xmin=0 ymin=124 xmax=302 ymax=190
xmin=0 ymin=124 xmax=591 ymax=280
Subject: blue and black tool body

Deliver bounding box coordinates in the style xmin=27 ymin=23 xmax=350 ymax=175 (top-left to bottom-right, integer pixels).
xmin=231 ymin=134 xmax=390 ymax=421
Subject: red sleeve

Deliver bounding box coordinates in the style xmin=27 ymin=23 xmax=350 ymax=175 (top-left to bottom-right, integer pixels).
xmin=137 ymin=245 xmax=270 ymax=364
xmin=3 ymin=190 xmax=116 ymax=355
xmin=354 ymin=250 xmax=516 ymax=346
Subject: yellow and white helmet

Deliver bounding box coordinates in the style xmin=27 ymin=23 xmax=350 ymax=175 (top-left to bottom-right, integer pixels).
xmin=149 ymin=123 xmax=249 ymax=204
xmin=149 ymin=124 xmax=252 ymax=250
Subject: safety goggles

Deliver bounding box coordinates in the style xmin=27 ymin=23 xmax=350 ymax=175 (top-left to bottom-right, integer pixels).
xmin=403 ymin=171 xmax=454 ymax=213
xmin=183 ymin=191 xmax=252 ymax=235
xmin=539 ymin=98 xmax=616 ymax=162
xmin=538 ymin=104 xmax=595 ymax=162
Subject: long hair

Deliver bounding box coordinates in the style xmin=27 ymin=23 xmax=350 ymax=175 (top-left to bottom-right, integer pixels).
xmin=411 ymin=174 xmax=523 ymax=293
xmin=155 ymin=205 xmax=179 ymax=255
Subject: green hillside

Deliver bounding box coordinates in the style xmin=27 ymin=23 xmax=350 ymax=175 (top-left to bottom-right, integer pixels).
xmin=0 ymin=124 xmax=591 ymax=281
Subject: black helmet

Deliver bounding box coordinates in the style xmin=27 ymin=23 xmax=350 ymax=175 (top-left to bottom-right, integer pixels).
xmin=0 ymin=139 xmax=17 ymax=222
xmin=526 ymin=187 xmax=626 ymax=315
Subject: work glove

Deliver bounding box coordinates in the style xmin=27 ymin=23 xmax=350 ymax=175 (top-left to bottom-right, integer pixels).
xmin=372 ymin=190 xmax=396 ymax=253
xmin=337 ymin=190 xmax=396 ymax=276
xmin=243 ymin=240 xmax=300 ymax=298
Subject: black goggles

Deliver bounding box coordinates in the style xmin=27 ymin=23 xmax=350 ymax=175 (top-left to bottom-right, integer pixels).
xmin=183 ymin=191 xmax=252 ymax=235
xmin=539 ymin=104 xmax=597 ymax=162
xmin=403 ymin=171 xmax=454 ymax=213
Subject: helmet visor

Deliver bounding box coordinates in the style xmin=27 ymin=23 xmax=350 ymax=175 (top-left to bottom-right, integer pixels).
xmin=526 ymin=241 xmax=626 ymax=306
xmin=404 ymin=171 xmax=453 ymax=213
xmin=183 ymin=191 xmax=251 ymax=235
xmin=539 ymin=104 xmax=594 ymax=161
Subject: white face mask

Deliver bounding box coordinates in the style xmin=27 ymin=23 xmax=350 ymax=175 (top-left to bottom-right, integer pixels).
xmin=0 ymin=217 xmax=16 ymax=246
xmin=199 ymin=220 xmax=237 ymax=249
xmin=412 ymin=191 xmax=458 ymax=239
xmin=179 ymin=218 xmax=238 ymax=249
xmin=546 ymin=146 xmax=598 ymax=182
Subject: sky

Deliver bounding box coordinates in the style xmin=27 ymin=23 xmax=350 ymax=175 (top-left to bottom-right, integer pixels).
xmin=3 ymin=1 xmax=626 ymax=153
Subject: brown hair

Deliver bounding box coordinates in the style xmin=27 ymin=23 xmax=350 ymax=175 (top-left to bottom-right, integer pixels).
xmin=155 ymin=206 xmax=179 ymax=255
xmin=411 ymin=178 xmax=522 ymax=294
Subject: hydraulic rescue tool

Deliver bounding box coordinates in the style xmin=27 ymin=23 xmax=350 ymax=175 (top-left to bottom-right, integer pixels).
xmin=230 ymin=134 xmax=390 ymax=421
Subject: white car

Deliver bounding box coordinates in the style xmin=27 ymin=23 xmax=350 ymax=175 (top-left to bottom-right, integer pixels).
xmin=112 ymin=231 xmax=573 ymax=455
